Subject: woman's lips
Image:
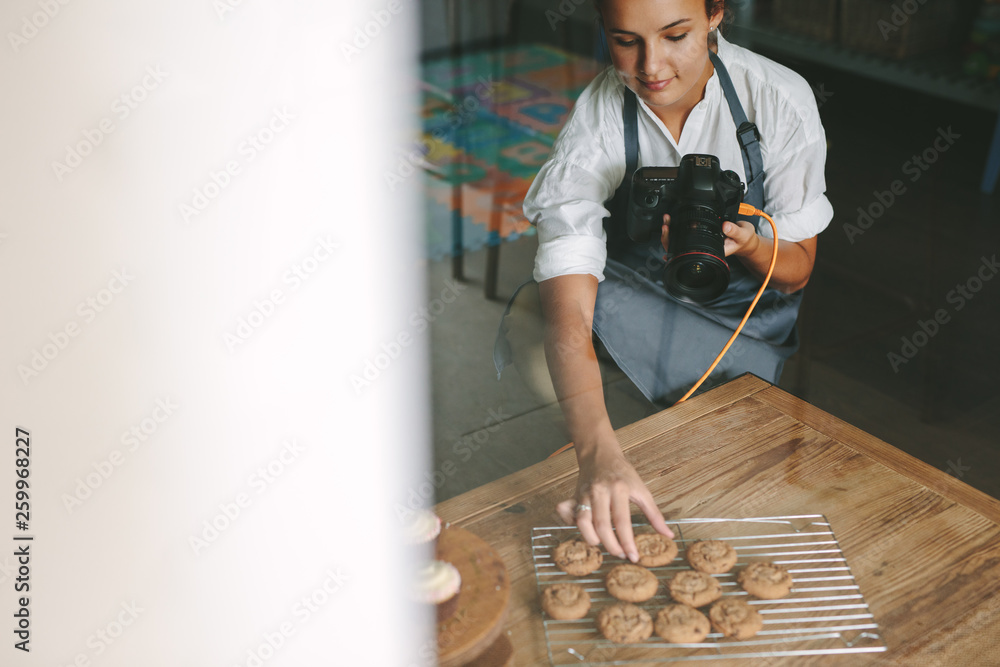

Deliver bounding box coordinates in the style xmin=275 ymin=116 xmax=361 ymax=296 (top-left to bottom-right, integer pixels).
xmin=639 ymin=77 xmax=672 ymax=92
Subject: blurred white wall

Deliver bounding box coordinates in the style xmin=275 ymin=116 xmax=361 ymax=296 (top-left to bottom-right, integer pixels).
xmin=0 ymin=0 xmax=430 ymax=664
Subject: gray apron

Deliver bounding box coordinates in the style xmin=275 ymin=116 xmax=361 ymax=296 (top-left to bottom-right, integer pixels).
xmin=495 ymin=52 xmax=802 ymax=406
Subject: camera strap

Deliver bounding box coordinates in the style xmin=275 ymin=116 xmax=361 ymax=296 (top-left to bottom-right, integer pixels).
xmin=708 ymin=50 xmax=765 ymax=209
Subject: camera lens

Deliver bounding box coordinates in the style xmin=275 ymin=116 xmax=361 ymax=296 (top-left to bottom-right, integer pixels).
xmin=677 ymin=261 xmax=715 ymax=290
xmin=664 ymin=204 xmax=730 ymax=303
xmin=665 ymin=253 xmax=729 ymax=303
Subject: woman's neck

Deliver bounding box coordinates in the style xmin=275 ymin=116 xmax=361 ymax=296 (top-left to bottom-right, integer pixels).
xmin=650 ymin=42 xmax=717 ymax=142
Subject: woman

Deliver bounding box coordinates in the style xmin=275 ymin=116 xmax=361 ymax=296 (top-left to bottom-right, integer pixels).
xmin=496 ymin=0 xmax=832 ymax=561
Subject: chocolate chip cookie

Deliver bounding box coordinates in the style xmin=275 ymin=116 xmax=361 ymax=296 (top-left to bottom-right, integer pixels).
xmin=635 ymin=533 xmax=679 ymax=567
xmin=553 ymin=537 xmax=603 ymax=576
xmin=738 ymin=561 xmax=793 ymax=599
xmin=605 ymin=564 xmax=659 ymax=602
xmin=654 ymin=603 xmax=711 ymax=643
xmin=541 ymin=583 xmax=591 ymax=620
xmin=687 ymin=539 xmax=738 ymax=574
xmin=668 ymin=570 xmax=723 ymax=607
xmin=596 ymin=602 xmax=653 ymax=643
xmin=709 ymin=598 xmax=763 ymax=639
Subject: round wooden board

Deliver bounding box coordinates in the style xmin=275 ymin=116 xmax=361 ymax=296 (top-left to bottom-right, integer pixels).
xmin=436 ymin=526 xmax=510 ymax=667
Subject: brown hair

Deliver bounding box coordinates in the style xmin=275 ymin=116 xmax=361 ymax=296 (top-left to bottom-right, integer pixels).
xmin=595 ymin=0 xmax=732 ymax=27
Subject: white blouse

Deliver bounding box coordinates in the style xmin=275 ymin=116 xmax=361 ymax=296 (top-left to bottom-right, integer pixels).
xmin=525 ymin=33 xmax=834 ymax=284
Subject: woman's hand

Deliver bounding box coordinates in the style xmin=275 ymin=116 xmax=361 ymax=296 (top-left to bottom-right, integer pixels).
xmin=556 ymin=438 xmax=674 ymax=562
xmin=660 ymin=215 xmax=761 ymax=259
xmin=721 ymin=219 xmax=760 ymax=258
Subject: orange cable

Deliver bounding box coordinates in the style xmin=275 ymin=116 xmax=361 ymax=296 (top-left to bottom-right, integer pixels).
xmin=548 ymin=204 xmax=779 ymax=458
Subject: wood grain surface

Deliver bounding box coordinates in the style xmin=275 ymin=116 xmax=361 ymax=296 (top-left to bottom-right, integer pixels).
xmin=435 ymin=526 xmax=511 ymax=667
xmin=436 ymin=375 xmax=1000 ymax=666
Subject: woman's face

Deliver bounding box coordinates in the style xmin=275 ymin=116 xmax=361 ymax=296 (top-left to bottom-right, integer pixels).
xmin=601 ymin=0 xmax=721 ymax=115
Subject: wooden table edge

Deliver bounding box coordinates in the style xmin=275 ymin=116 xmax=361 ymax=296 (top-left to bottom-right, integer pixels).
xmin=756 ymin=384 xmax=1000 ymax=527
xmin=436 ymin=374 xmax=773 ymax=526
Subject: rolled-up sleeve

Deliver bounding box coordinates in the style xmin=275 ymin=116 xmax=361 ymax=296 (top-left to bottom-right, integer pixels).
xmin=524 ymin=72 xmax=624 ymax=283
xmin=526 ymin=161 xmax=618 ymax=282
xmin=755 ymin=78 xmax=834 ymax=243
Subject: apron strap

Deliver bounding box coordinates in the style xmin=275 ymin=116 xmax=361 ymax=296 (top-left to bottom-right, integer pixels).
xmin=623 ymin=88 xmax=639 ymax=184
xmin=708 ymin=50 xmax=765 ymax=209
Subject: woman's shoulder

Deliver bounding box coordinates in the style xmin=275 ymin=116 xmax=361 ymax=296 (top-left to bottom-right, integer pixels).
xmin=548 ymin=66 xmax=626 ymax=161
xmin=567 ymin=66 xmax=626 ymax=126
xmin=717 ymin=36 xmax=817 ymax=122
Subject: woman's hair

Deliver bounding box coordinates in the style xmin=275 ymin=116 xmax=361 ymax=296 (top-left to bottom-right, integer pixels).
xmin=595 ymin=0 xmax=733 ymax=27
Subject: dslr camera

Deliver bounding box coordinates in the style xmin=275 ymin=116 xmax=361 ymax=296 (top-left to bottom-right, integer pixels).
xmin=627 ymin=154 xmax=745 ymax=303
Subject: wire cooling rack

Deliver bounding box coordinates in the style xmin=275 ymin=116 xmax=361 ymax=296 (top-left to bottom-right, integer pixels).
xmin=532 ymin=515 xmax=887 ymax=664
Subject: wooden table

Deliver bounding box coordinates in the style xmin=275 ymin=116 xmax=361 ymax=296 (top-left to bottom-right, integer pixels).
xmin=435 ymin=374 xmax=1000 ymax=665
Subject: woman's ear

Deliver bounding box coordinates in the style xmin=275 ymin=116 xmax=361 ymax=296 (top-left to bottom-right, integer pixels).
xmin=709 ymin=4 xmax=725 ymax=31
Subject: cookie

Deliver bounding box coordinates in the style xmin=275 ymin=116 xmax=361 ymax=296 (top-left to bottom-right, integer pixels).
xmin=738 ymin=561 xmax=793 ymax=599
xmin=541 ymin=583 xmax=591 ymax=620
xmin=634 ymin=533 xmax=679 ymax=567
xmin=654 ymin=603 xmax=711 ymax=643
xmin=668 ymin=570 xmax=723 ymax=607
xmin=605 ymin=564 xmax=659 ymax=602
xmin=553 ymin=538 xmax=603 ymax=576
xmin=709 ymin=598 xmax=763 ymax=640
xmin=596 ymin=602 xmax=653 ymax=643
xmin=687 ymin=540 xmax=738 ymax=574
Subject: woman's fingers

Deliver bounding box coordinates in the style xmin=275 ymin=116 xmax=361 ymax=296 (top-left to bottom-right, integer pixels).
xmin=560 ymin=453 xmax=669 ymax=561
xmin=723 ymin=219 xmax=756 ymax=257
xmin=660 ymin=214 xmax=671 ymax=253
xmin=589 ymin=488 xmax=625 ymax=559
xmin=556 ymin=498 xmax=577 ymax=525
xmin=633 ymin=491 xmax=674 ymax=539
xmin=611 ymin=491 xmax=638 ymax=562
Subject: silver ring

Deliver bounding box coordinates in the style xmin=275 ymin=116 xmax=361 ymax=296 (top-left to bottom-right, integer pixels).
xmin=575 ymin=503 xmax=592 ymax=514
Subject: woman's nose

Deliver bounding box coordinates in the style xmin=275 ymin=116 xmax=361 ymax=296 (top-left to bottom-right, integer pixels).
xmin=640 ymin=42 xmax=664 ymax=75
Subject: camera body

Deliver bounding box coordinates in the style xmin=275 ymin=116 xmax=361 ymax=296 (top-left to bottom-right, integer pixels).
xmin=627 ymin=154 xmax=745 ymax=303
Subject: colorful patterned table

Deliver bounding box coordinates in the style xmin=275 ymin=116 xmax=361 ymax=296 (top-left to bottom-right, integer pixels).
xmin=417 ymin=44 xmax=603 ymax=297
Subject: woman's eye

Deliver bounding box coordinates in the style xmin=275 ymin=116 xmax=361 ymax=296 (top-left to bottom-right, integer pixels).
xmin=667 ymin=33 xmax=688 ymax=42
xmin=614 ymin=39 xmax=638 ymax=47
